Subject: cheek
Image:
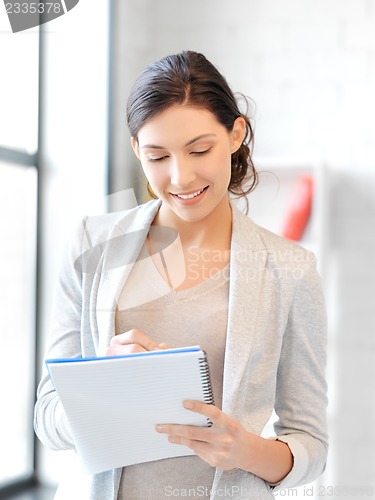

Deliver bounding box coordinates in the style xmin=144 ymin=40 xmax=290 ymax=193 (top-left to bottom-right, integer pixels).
xmin=142 ymin=166 xmax=166 ymax=192
xmin=208 ymin=149 xmax=232 ymax=180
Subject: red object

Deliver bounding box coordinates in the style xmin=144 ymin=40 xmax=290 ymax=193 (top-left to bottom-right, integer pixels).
xmin=281 ymin=175 xmax=314 ymax=241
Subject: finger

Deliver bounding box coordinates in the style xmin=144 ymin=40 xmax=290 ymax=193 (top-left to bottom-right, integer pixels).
xmin=105 ymin=344 xmax=148 ymax=356
xmin=158 ymin=342 xmax=170 ymax=349
xmin=182 ymin=401 xmax=220 ymax=424
xmin=168 ymin=434 xmax=209 ymax=449
xmin=110 ymin=329 xmax=168 ymax=351
xmin=168 ymin=435 xmax=213 ymax=460
xmin=156 ymin=423 xmax=212 ymax=444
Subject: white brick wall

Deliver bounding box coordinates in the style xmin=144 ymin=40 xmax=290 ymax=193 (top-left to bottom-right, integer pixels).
xmin=114 ymin=2 xmax=375 ymax=496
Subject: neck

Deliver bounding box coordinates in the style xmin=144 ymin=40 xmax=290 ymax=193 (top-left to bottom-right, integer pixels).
xmin=154 ymin=197 xmax=232 ymax=250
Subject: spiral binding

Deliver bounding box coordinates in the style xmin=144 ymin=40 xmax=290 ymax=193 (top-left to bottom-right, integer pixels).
xmin=199 ymin=353 xmax=215 ymax=427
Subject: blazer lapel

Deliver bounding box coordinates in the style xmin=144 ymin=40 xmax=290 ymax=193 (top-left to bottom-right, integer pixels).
xmin=222 ymin=206 xmax=268 ymax=417
xmin=95 ymin=201 xmax=162 ymax=354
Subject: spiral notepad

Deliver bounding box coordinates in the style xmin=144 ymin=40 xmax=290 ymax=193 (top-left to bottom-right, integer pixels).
xmin=46 ymin=346 xmax=214 ymax=475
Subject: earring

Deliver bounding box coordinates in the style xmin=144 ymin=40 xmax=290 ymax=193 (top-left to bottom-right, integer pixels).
xmin=147 ymin=182 xmax=158 ymax=199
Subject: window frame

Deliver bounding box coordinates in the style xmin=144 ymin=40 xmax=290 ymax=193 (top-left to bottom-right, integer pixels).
xmin=0 ymin=31 xmax=41 ymax=497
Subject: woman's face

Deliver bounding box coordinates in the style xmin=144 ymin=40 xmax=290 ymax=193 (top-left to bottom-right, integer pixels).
xmin=132 ymin=105 xmax=245 ymax=226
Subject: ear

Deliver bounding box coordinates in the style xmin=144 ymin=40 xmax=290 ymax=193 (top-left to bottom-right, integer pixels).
xmin=131 ymin=137 xmax=141 ymax=160
xmin=230 ymin=117 xmax=246 ymax=154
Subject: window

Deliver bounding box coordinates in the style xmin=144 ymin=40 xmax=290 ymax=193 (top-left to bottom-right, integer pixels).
xmin=0 ymin=19 xmax=39 ymax=153
xmin=0 ymin=2 xmax=109 ymax=491
xmin=0 ymin=12 xmax=39 ymax=492
xmin=0 ymin=161 xmax=37 ymax=488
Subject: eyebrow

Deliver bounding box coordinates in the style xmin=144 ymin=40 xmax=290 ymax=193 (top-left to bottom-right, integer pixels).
xmin=141 ymin=134 xmax=216 ymax=150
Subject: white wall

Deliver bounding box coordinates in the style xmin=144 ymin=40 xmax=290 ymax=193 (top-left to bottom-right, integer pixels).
xmin=114 ymin=0 xmax=375 ymax=497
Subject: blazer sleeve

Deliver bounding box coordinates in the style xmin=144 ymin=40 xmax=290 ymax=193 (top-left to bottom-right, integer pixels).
xmin=272 ymin=254 xmax=328 ymax=490
xmin=33 ymin=218 xmax=88 ymax=451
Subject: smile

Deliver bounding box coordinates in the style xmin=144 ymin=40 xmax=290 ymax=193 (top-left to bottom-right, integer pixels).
xmin=172 ymin=186 xmax=208 ymax=200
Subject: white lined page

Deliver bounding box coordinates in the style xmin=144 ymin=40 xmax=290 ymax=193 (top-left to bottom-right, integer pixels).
xmin=46 ymin=348 xmax=212 ymax=474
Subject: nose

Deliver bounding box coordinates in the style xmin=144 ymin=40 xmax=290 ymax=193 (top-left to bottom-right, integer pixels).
xmin=170 ymin=156 xmax=196 ymax=188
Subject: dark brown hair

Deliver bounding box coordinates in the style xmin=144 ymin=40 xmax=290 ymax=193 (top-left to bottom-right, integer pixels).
xmin=126 ymin=50 xmax=258 ymax=199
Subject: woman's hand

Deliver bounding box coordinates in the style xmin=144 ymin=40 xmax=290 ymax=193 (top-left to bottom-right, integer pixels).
xmin=156 ymin=400 xmax=252 ymax=471
xmin=105 ymin=329 xmax=169 ymax=356
xmin=156 ymin=401 xmax=293 ymax=484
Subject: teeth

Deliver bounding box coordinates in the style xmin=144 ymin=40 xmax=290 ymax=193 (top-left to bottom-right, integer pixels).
xmin=176 ymin=188 xmax=205 ymax=199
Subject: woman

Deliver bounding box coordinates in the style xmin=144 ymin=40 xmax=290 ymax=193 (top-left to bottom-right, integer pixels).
xmin=34 ymin=51 xmax=328 ymax=499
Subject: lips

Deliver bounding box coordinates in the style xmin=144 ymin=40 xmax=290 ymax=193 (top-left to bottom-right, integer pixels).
xmin=171 ymin=186 xmax=208 ymax=200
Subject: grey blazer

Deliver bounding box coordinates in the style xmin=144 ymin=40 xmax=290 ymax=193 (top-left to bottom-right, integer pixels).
xmin=34 ymin=199 xmax=328 ymax=499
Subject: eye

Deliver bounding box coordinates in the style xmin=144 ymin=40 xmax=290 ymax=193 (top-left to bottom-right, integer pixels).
xmin=146 ymin=155 xmax=169 ymax=162
xmin=191 ymin=147 xmax=212 ymax=156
